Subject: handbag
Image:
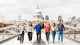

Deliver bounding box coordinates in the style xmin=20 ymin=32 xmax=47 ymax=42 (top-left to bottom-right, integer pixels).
xmin=17 ymin=35 xmax=20 ymax=40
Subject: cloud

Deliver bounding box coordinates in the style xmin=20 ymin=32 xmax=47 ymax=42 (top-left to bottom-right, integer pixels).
xmin=0 ymin=0 xmax=80 ymax=21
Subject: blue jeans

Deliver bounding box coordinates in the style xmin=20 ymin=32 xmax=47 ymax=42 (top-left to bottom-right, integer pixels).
xmin=58 ymin=31 xmax=63 ymax=42
xmin=51 ymin=31 xmax=56 ymax=42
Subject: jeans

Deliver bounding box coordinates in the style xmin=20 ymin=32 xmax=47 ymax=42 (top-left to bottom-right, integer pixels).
xmin=58 ymin=31 xmax=63 ymax=42
xmin=37 ymin=31 xmax=41 ymax=42
xmin=28 ymin=32 xmax=32 ymax=41
xmin=45 ymin=32 xmax=50 ymax=41
xmin=51 ymin=31 xmax=56 ymax=42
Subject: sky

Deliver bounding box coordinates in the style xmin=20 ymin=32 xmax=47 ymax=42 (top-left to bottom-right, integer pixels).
xmin=0 ymin=0 xmax=80 ymax=21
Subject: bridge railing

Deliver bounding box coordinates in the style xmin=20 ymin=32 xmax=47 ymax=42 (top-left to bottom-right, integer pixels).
xmin=0 ymin=25 xmax=20 ymax=39
xmin=64 ymin=25 xmax=80 ymax=44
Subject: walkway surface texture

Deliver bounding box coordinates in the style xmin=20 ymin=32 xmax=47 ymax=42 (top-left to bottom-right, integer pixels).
xmin=1 ymin=33 xmax=80 ymax=45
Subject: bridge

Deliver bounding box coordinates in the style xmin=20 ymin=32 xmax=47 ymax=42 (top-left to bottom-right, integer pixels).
xmin=0 ymin=20 xmax=80 ymax=45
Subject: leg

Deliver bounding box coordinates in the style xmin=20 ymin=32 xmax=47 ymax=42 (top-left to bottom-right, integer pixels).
xmin=39 ymin=32 xmax=41 ymax=41
xmin=54 ymin=31 xmax=56 ymax=42
xmin=37 ymin=33 xmax=38 ymax=41
xmin=58 ymin=31 xmax=60 ymax=43
xmin=45 ymin=32 xmax=47 ymax=41
xmin=28 ymin=32 xmax=30 ymax=41
xmin=22 ymin=35 xmax=24 ymax=43
xmin=47 ymin=32 xmax=50 ymax=41
xmin=61 ymin=31 xmax=63 ymax=42
xmin=20 ymin=34 xmax=22 ymax=43
xmin=31 ymin=32 xmax=32 ymax=40
xmin=22 ymin=31 xmax=24 ymax=43
xmin=51 ymin=31 xmax=54 ymax=42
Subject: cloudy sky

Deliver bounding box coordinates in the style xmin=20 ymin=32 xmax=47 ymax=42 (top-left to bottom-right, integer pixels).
xmin=0 ymin=0 xmax=80 ymax=21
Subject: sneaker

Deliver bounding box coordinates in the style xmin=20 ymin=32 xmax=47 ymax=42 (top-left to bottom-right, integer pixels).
xmin=47 ymin=41 xmax=49 ymax=44
xmin=61 ymin=42 xmax=63 ymax=44
xmin=53 ymin=42 xmax=55 ymax=44
xmin=20 ymin=42 xmax=21 ymax=44
xmin=58 ymin=40 xmax=60 ymax=43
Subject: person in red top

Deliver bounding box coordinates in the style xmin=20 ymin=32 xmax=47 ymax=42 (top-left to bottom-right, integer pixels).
xmin=44 ymin=21 xmax=51 ymax=44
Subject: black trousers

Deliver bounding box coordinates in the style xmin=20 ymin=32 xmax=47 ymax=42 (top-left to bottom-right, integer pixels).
xmin=20 ymin=31 xmax=24 ymax=42
xmin=20 ymin=34 xmax=24 ymax=42
xmin=45 ymin=32 xmax=50 ymax=41
xmin=37 ymin=32 xmax=41 ymax=41
xmin=28 ymin=32 xmax=32 ymax=41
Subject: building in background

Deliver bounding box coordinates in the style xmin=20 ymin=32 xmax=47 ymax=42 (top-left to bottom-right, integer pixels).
xmin=32 ymin=4 xmax=43 ymax=21
xmin=18 ymin=14 xmax=21 ymax=21
xmin=72 ymin=16 xmax=76 ymax=21
xmin=45 ymin=15 xmax=49 ymax=20
xmin=58 ymin=15 xmax=62 ymax=21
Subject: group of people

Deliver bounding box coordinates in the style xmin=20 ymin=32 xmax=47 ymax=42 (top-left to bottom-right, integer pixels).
xmin=18 ymin=20 xmax=65 ymax=44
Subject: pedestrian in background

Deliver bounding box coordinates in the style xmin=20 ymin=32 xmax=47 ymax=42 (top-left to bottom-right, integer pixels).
xmin=44 ymin=21 xmax=51 ymax=44
xmin=57 ymin=20 xmax=65 ymax=44
xmin=35 ymin=21 xmax=42 ymax=43
xmin=51 ymin=23 xmax=56 ymax=44
xmin=27 ymin=22 xmax=34 ymax=43
xmin=19 ymin=22 xmax=25 ymax=44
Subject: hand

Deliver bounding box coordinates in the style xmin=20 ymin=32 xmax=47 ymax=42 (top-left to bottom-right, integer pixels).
xmin=64 ymin=31 xmax=65 ymax=35
xmin=27 ymin=33 xmax=28 ymax=34
xmin=41 ymin=31 xmax=42 ymax=34
xmin=45 ymin=31 xmax=46 ymax=33
xmin=33 ymin=32 xmax=34 ymax=34
xmin=36 ymin=32 xmax=37 ymax=33
xmin=58 ymin=26 xmax=61 ymax=28
xmin=19 ymin=32 xmax=20 ymax=34
xmin=50 ymin=32 xmax=51 ymax=34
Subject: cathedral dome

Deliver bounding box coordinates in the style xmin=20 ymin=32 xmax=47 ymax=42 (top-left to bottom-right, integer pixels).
xmin=33 ymin=4 xmax=42 ymax=15
xmin=34 ymin=9 xmax=42 ymax=14
xmin=32 ymin=4 xmax=43 ymax=21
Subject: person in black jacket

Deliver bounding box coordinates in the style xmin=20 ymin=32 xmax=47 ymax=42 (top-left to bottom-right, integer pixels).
xmin=42 ymin=22 xmax=44 ymax=29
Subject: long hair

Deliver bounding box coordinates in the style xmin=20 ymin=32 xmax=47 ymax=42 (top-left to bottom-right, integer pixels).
xmin=29 ymin=22 xmax=33 ymax=27
xmin=53 ymin=23 xmax=55 ymax=27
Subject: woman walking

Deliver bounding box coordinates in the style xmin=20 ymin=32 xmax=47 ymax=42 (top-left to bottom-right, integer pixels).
xmin=19 ymin=22 xmax=25 ymax=44
xmin=51 ymin=23 xmax=56 ymax=44
xmin=44 ymin=21 xmax=51 ymax=44
xmin=27 ymin=22 xmax=34 ymax=43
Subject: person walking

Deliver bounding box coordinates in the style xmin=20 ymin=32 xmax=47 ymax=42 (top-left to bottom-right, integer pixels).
xmin=27 ymin=22 xmax=34 ymax=43
xmin=51 ymin=23 xmax=56 ymax=44
xmin=19 ymin=22 xmax=25 ymax=44
xmin=35 ymin=21 xmax=42 ymax=43
xmin=44 ymin=21 xmax=51 ymax=44
xmin=57 ymin=20 xmax=65 ymax=44
xmin=42 ymin=22 xmax=44 ymax=29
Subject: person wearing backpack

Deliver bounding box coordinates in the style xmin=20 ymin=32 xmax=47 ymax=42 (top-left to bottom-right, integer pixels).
xmin=35 ymin=21 xmax=42 ymax=43
xmin=57 ymin=20 xmax=65 ymax=44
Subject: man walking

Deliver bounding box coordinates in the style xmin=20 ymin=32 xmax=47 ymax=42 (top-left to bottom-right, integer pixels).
xmin=57 ymin=20 xmax=65 ymax=44
xmin=35 ymin=21 xmax=42 ymax=43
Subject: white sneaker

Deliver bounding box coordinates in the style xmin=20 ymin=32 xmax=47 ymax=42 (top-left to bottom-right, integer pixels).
xmin=47 ymin=41 xmax=49 ymax=44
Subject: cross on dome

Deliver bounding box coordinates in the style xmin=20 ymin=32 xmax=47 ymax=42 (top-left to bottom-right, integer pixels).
xmin=37 ymin=3 xmax=39 ymax=9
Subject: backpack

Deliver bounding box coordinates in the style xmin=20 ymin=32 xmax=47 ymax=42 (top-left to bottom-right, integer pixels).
xmin=58 ymin=24 xmax=64 ymax=28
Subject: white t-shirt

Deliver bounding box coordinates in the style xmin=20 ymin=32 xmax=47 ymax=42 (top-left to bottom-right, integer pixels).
xmin=51 ymin=27 xmax=56 ymax=31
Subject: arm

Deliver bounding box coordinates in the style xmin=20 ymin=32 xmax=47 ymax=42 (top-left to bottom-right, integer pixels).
xmin=40 ymin=25 xmax=43 ymax=34
xmin=63 ymin=24 xmax=65 ymax=31
xmin=27 ymin=29 xmax=28 ymax=34
xmin=44 ymin=25 xmax=46 ymax=33
xmin=57 ymin=24 xmax=60 ymax=28
xmin=50 ymin=27 xmax=51 ymax=34
xmin=32 ymin=27 xmax=34 ymax=34
xmin=35 ymin=25 xmax=37 ymax=33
